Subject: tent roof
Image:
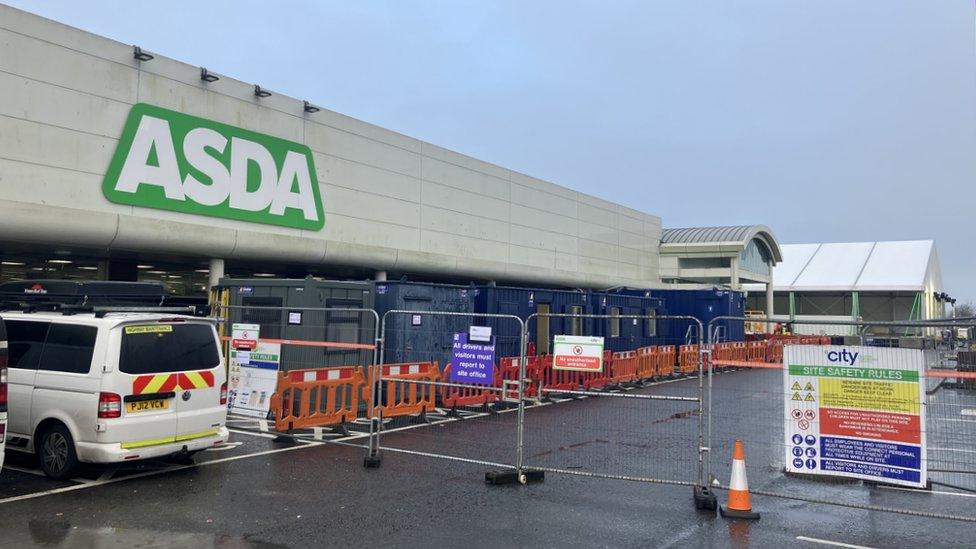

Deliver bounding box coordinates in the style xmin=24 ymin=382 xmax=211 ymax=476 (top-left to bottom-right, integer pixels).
xmin=745 ymin=240 xmax=938 ymax=292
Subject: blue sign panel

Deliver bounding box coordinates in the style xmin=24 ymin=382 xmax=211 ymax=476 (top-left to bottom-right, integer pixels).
xmin=449 ymin=333 xmax=495 ymax=385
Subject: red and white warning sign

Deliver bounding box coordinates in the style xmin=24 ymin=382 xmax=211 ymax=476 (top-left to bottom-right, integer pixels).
xmin=231 ymin=323 xmax=260 ymax=350
xmin=552 ymin=335 xmax=604 ymax=372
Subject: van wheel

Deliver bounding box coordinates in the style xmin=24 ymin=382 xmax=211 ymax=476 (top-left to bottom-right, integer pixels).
xmin=38 ymin=425 xmax=79 ymax=480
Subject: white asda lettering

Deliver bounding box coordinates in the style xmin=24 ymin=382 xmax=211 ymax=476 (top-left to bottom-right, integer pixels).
xmin=114 ymin=115 xmax=319 ymax=221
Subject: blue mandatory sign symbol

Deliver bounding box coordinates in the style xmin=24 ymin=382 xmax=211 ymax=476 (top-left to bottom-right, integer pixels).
xmin=806 ymin=458 xmax=817 ymax=469
xmin=805 ymin=435 xmax=817 ymax=446
xmin=792 ymin=434 xmax=804 ymax=445
xmin=806 ymin=447 xmax=817 ymax=458
xmin=793 ymin=447 xmax=804 ymax=457
xmin=793 ymin=458 xmax=804 ymax=469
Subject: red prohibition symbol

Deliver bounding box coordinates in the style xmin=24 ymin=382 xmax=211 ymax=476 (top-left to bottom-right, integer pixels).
xmin=791 ymin=409 xmax=803 ymax=420
xmin=572 ymin=345 xmax=583 ymax=355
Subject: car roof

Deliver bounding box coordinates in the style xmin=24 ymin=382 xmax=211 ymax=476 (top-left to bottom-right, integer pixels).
xmin=0 ymin=310 xmax=215 ymax=328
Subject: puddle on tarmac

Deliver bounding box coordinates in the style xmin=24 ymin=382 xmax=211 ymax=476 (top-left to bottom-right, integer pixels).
xmin=27 ymin=519 xmax=288 ymax=549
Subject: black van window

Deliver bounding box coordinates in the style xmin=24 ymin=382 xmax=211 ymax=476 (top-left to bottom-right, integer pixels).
xmin=119 ymin=323 xmax=219 ymax=374
xmin=6 ymin=320 xmax=50 ymax=370
xmin=38 ymin=324 xmax=97 ymax=374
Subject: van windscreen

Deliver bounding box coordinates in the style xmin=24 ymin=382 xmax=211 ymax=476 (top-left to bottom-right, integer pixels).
xmin=119 ymin=323 xmax=219 ymax=374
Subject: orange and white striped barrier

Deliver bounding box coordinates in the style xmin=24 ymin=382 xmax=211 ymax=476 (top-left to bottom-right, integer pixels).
xmin=720 ymin=439 xmax=760 ymax=520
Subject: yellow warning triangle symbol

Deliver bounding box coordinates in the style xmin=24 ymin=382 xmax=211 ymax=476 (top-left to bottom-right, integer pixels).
xmin=792 ymin=392 xmax=802 ymax=401
xmin=791 ymin=382 xmax=802 ymax=391
xmin=805 ymin=393 xmax=815 ymax=402
xmin=804 ymin=382 xmax=814 ymax=391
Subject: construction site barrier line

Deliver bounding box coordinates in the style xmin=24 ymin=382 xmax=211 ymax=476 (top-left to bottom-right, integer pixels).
xmin=712 ymin=360 xmax=976 ymax=379
xmin=380 ymin=378 xmax=507 ymax=392
xmin=539 ymin=387 xmax=698 ymax=402
xmin=220 ymin=335 xmax=376 ymax=350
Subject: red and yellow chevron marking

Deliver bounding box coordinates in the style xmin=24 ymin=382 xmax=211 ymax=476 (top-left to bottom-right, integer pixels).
xmin=132 ymin=370 xmax=215 ymax=395
xmin=177 ymin=370 xmax=215 ymax=390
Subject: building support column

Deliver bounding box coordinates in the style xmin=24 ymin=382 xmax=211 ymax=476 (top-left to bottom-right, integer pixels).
xmin=208 ymin=258 xmax=225 ymax=290
xmin=765 ymin=280 xmax=774 ymax=333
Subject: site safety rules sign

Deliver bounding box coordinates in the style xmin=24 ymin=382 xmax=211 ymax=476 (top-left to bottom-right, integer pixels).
xmin=783 ymin=345 xmax=927 ymax=487
xmin=553 ymin=335 xmax=604 ymax=372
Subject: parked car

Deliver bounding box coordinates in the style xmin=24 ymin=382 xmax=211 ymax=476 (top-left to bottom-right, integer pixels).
xmin=2 ymin=309 xmax=228 ymax=479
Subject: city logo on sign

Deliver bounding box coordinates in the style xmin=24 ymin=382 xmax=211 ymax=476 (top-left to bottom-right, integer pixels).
xmin=102 ymin=103 xmax=325 ymax=231
xmin=825 ymin=349 xmax=859 ymax=365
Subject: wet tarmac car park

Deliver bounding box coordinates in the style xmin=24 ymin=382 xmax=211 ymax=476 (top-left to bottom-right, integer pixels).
xmin=0 ymin=370 xmax=973 ymax=548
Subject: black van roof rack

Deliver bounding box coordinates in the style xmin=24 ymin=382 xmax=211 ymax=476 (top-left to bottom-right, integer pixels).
xmin=0 ymin=280 xmax=207 ymax=317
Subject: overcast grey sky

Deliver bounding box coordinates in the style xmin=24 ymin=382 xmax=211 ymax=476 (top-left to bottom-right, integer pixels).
xmin=8 ymin=1 xmax=975 ymax=301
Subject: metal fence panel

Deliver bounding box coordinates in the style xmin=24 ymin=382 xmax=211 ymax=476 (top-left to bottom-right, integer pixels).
xmin=706 ymin=316 xmax=976 ymax=523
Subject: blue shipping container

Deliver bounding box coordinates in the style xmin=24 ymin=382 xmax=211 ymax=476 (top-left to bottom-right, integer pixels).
xmin=609 ymin=288 xmax=746 ymax=343
xmin=590 ymin=290 xmax=665 ymax=352
xmin=473 ymin=286 xmax=593 ymax=358
xmin=373 ymin=281 xmax=476 ymax=368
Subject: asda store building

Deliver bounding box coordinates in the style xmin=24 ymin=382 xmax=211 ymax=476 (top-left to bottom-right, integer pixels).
xmin=0 ymin=6 xmax=665 ymax=297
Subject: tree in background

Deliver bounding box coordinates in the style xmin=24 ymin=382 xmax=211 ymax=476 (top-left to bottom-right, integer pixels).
xmin=955 ymin=301 xmax=975 ymax=318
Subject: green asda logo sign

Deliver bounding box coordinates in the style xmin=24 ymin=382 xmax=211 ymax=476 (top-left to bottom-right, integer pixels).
xmin=102 ymin=103 xmax=324 ymax=231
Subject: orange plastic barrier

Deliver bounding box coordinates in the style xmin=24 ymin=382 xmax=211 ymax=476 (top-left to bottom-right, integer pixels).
xmin=440 ymin=363 xmax=499 ymax=411
xmin=678 ymin=344 xmax=700 ymax=375
xmin=657 ymin=345 xmax=677 ymax=376
xmin=539 ymin=354 xmax=583 ymax=391
xmin=499 ymin=356 xmax=541 ymax=398
xmin=582 ymin=351 xmax=614 ymax=390
xmin=609 ymin=350 xmax=639 ymax=385
xmin=369 ymin=362 xmax=440 ymax=419
xmin=270 ymin=366 xmax=366 ymax=432
xmin=767 ymin=339 xmax=784 ymax=363
xmin=732 ymin=342 xmax=748 ymax=361
xmin=746 ymin=341 xmax=766 ymax=362
xmin=636 ymin=346 xmax=657 ymax=379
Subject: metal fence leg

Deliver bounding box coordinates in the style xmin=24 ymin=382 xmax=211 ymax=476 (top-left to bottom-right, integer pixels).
xmin=486 ymin=317 xmax=543 ymax=485
xmin=694 ymin=322 xmax=717 ymax=511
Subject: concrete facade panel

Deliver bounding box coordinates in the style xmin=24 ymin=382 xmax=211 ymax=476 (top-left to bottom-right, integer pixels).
xmin=421 ymin=205 xmax=509 ymax=243
xmin=315 ymin=153 xmax=421 ymax=202
xmin=0 ymin=114 xmax=116 ymax=176
xmin=421 ymin=156 xmax=510 ymax=199
xmin=0 ymin=5 xmax=663 ymax=290
xmin=0 ymin=71 xmax=130 ymax=138
xmin=0 ymin=28 xmax=137 ymax=103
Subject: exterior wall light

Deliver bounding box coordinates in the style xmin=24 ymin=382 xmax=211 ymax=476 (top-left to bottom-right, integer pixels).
xmin=254 ymin=85 xmax=272 ymax=98
xmin=200 ymin=68 xmax=219 ymax=83
xmin=133 ymin=46 xmax=154 ymax=61
xmin=303 ymin=101 xmax=320 ymax=113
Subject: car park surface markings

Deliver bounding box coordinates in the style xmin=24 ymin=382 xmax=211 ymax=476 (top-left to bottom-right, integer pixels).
xmin=878 ymin=485 xmax=976 ymax=499
xmin=796 ymin=536 xmax=875 ymax=549
xmin=0 ymin=439 xmax=323 ymax=505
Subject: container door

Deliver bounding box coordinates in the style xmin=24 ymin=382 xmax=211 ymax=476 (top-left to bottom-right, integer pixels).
xmin=536 ymin=304 xmax=551 ymax=355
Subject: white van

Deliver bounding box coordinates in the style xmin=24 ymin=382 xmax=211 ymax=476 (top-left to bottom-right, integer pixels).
xmin=2 ymin=310 xmax=228 ymax=479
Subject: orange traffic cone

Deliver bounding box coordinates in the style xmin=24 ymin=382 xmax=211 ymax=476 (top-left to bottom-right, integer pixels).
xmin=720 ymin=439 xmax=760 ymax=520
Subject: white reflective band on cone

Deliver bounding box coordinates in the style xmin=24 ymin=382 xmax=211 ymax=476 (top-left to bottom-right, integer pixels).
xmin=729 ymin=458 xmax=749 ymax=491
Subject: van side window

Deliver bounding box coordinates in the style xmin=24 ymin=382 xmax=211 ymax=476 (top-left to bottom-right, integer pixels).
xmin=38 ymin=324 xmax=97 ymax=374
xmin=6 ymin=320 xmax=50 ymax=369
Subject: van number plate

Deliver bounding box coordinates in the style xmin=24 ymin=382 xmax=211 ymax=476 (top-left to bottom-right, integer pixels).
xmin=127 ymin=399 xmax=169 ymax=413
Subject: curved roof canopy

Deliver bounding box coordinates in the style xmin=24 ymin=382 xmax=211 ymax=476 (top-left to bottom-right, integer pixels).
xmin=660 ymin=225 xmax=783 ymax=263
